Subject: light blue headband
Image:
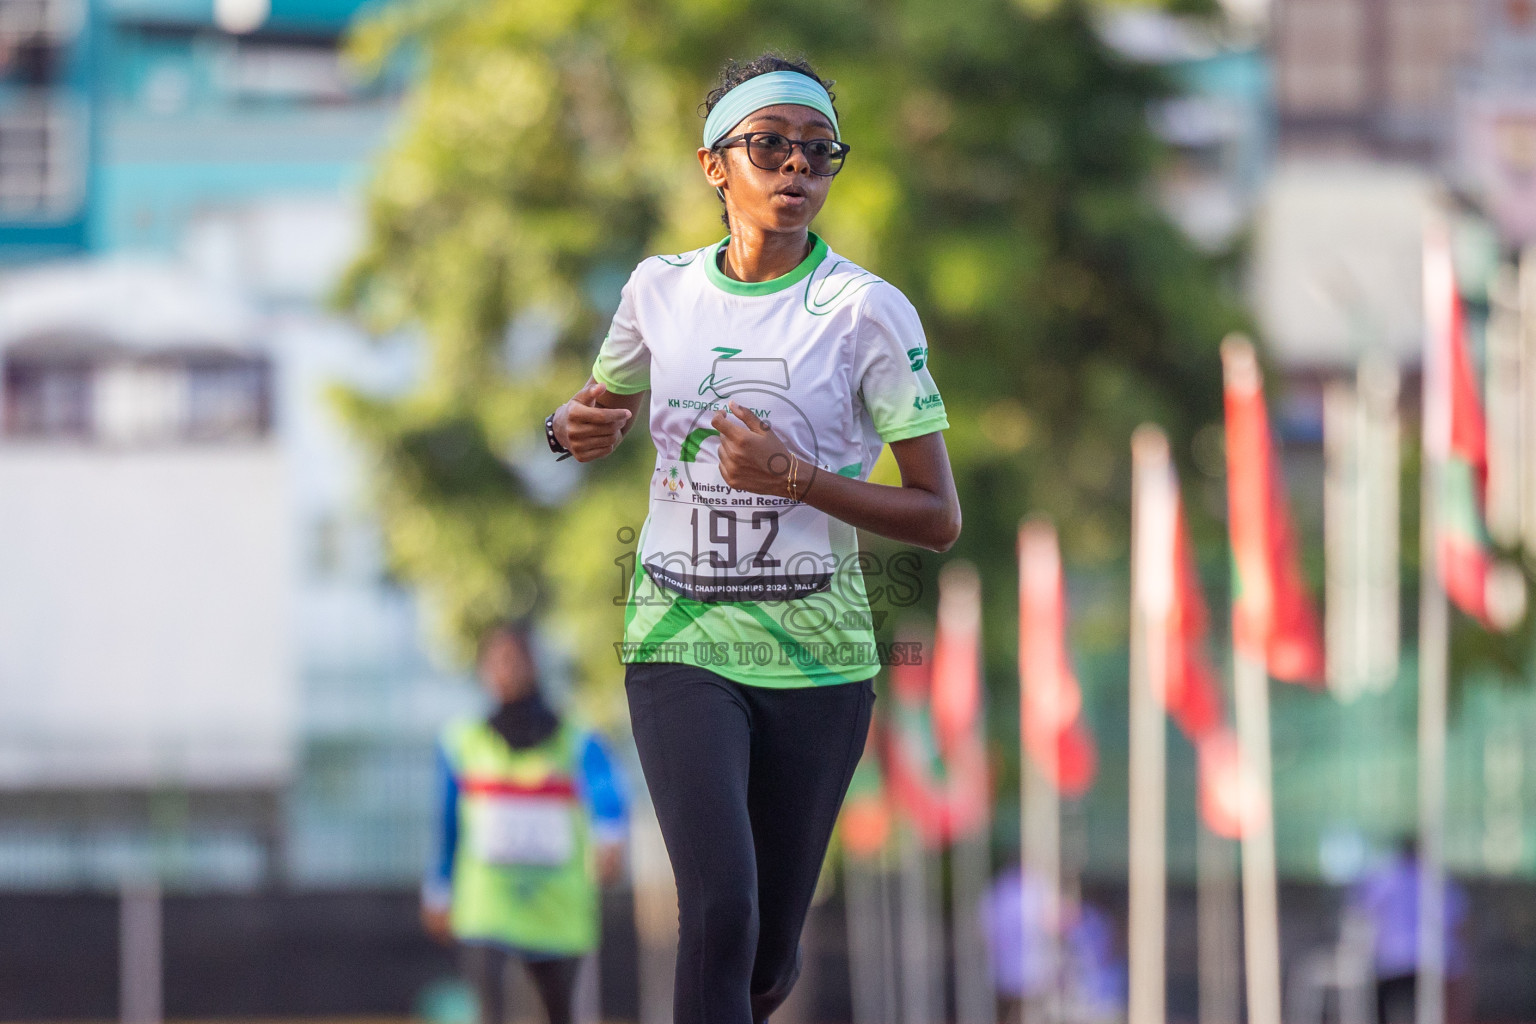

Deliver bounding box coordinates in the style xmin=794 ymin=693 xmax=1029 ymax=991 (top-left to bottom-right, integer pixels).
xmin=702 ymin=70 xmax=839 ymax=149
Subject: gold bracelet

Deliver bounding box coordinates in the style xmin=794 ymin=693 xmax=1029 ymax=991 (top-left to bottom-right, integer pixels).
xmin=786 ymin=455 xmax=798 ymax=501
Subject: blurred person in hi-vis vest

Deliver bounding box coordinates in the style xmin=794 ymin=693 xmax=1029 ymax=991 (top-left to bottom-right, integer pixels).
xmin=421 ymin=618 xmax=629 ymax=1024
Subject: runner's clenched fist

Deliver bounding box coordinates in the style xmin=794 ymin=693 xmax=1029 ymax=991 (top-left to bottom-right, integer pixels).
xmin=554 ymin=379 xmax=633 ymax=462
xmin=710 ymin=400 xmax=811 ymax=497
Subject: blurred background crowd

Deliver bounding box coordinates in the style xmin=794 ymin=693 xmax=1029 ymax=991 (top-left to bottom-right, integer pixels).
xmin=2 ymin=0 xmax=1536 ymax=1022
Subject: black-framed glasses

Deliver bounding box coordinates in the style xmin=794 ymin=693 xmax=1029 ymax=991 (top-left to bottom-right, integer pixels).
xmin=713 ymin=131 xmax=852 ymax=176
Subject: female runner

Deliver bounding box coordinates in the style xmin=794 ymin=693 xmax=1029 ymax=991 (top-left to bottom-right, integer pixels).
xmin=546 ymin=53 xmax=961 ymax=1023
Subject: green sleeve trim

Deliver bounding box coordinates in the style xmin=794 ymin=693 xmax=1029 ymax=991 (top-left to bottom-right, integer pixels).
xmin=878 ymin=414 xmax=950 ymax=444
xmin=591 ymin=361 xmax=649 ymax=395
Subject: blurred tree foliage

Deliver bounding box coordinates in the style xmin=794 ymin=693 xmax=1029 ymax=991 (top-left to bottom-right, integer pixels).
xmin=333 ymin=0 xmax=1247 ymax=721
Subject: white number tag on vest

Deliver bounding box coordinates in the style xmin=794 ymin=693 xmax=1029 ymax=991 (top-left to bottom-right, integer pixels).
xmin=641 ymin=459 xmax=835 ymax=602
xmin=471 ymin=795 xmax=575 ymax=867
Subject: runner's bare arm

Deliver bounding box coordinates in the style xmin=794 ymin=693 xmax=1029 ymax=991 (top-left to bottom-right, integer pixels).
xmin=798 ymin=432 xmax=961 ymax=552
xmin=552 ymin=377 xmax=645 ymax=462
xmin=711 ymin=401 xmax=961 ymax=552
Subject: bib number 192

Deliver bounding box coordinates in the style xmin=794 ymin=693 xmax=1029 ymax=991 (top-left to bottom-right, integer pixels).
xmin=690 ymin=508 xmax=779 ymax=569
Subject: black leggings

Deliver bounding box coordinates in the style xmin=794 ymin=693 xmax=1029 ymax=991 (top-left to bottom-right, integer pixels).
xmin=461 ymin=943 xmax=582 ymax=1024
xmin=625 ymin=661 xmax=876 ymax=1024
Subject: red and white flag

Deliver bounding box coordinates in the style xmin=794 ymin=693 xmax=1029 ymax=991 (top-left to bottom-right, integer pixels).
xmin=1167 ymin=507 xmax=1224 ymax=738
xmin=1423 ymin=226 xmax=1527 ymax=630
xmin=1221 ymin=337 xmax=1327 ymax=684
xmin=884 ymin=590 xmax=990 ymax=848
xmin=1132 ymin=427 xmax=1247 ymax=835
xmin=931 ymin=561 xmax=990 ymax=839
xmin=1018 ymin=522 xmax=1096 ymax=798
xmin=932 ymin=561 xmax=984 ymax=757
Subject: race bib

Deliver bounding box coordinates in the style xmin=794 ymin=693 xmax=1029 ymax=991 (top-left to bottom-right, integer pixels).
xmin=642 ymin=459 xmax=835 ymax=602
xmin=470 ymin=795 xmax=576 ymax=867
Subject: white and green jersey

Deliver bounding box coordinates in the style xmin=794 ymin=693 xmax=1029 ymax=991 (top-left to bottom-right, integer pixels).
xmin=593 ymin=232 xmax=949 ymax=688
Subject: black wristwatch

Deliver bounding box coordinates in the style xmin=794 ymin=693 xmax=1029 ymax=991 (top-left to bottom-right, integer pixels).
xmin=546 ymin=411 xmax=573 ymax=461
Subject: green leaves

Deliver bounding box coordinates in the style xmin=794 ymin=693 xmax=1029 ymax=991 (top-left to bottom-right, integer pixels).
xmin=333 ymin=0 xmax=1242 ymax=715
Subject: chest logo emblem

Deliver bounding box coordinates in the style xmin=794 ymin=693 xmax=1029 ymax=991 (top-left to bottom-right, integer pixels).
xmin=657 ymin=463 xmax=685 ymax=497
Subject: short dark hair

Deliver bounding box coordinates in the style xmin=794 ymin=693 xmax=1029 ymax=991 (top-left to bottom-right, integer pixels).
xmin=701 ymin=52 xmax=838 ymax=228
xmin=702 ymin=53 xmax=837 ymax=123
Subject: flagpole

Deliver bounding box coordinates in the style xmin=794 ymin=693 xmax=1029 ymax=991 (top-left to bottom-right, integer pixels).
xmin=1219 ymin=337 xmax=1285 ymax=1024
xmin=898 ymin=822 xmax=934 ymax=1024
xmin=1196 ymin=822 xmax=1241 ymax=1024
xmin=939 ymin=561 xmax=995 ymax=1024
xmin=879 ymin=841 xmax=900 ymax=1024
xmin=1129 ymin=427 xmax=1170 ymax=1024
xmin=1325 ymin=377 xmax=1360 ymax=700
xmin=1486 ymin=269 xmax=1522 ymax=548
xmin=1362 ymin=355 xmax=1402 ymax=693
xmin=953 ymin=803 xmax=995 ymax=1024
xmin=1520 ymin=246 xmax=1536 ymax=557
xmin=844 ymin=851 xmax=885 ymax=1024
xmin=1415 ymin=219 xmax=1454 ymax=1024
xmin=946 ymin=835 xmax=995 ymax=1024
xmin=1415 ymin=510 xmax=1449 ymax=1024
xmin=1022 ymin=756 xmax=1061 ymax=1023
xmin=842 ymin=739 xmax=894 ymax=1024
xmin=1232 ymin=649 xmax=1283 ymax=1024
xmin=1020 ymin=523 xmax=1064 ymax=1024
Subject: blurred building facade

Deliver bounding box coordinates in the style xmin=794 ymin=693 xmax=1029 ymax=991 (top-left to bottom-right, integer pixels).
xmin=0 ymin=0 xmax=481 ymax=892
xmin=1260 ymin=0 xmax=1536 ymax=362
xmin=1229 ymin=0 xmax=1536 ymax=891
xmin=1102 ymin=9 xmax=1273 ymax=252
xmin=1272 ymin=0 xmax=1475 ymax=162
